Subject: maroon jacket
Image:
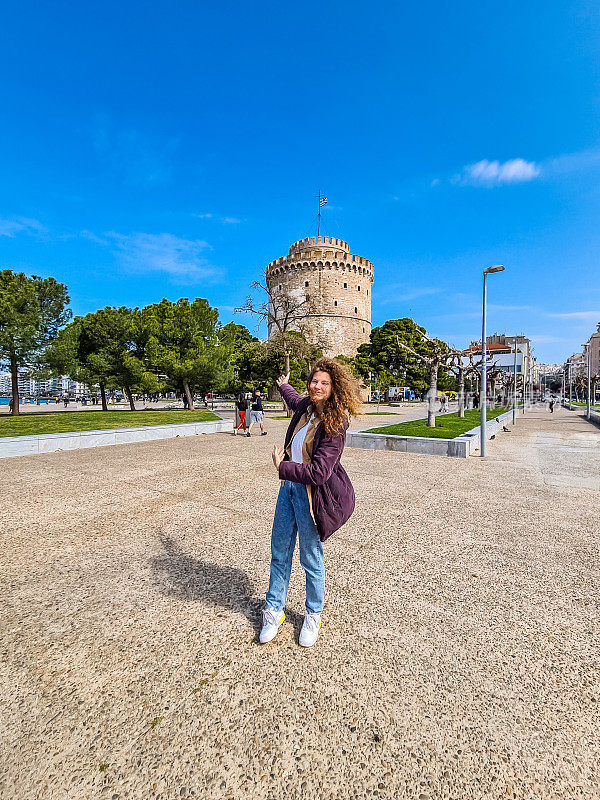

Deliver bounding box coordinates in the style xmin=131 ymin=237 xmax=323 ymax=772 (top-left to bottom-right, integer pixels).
xmin=278 ymin=383 xmax=355 ymax=542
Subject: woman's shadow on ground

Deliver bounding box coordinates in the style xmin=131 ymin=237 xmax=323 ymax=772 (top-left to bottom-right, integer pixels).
xmin=151 ymin=532 xmax=304 ymax=639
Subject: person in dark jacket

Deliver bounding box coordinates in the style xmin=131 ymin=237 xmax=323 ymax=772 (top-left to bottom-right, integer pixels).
xmin=260 ymin=357 xmax=361 ymax=648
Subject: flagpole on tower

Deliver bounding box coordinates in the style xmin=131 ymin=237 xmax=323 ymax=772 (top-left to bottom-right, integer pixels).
xmin=317 ymin=189 xmax=327 ymax=238
xmin=317 ymin=189 xmax=321 ymax=238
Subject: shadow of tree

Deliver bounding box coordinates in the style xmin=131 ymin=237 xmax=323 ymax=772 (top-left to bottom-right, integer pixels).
xmin=151 ymin=533 xmax=304 ymax=638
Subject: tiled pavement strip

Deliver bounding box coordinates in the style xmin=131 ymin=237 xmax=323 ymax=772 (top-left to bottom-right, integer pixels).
xmin=1 ymin=404 xmax=599 ymax=800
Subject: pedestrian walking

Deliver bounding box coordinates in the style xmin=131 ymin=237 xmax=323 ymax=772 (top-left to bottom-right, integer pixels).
xmin=549 ymin=398 xmax=555 ymax=413
xmin=260 ymin=357 xmax=361 ymax=648
xmin=247 ymin=389 xmax=267 ymax=437
xmin=234 ymin=393 xmax=249 ymax=435
xmin=473 ymin=392 xmax=479 ymax=409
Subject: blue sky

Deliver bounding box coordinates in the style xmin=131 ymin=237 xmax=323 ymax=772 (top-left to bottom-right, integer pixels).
xmin=1 ymin=0 xmax=599 ymax=363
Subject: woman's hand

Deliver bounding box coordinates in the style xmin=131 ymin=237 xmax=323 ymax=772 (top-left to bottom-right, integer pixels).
xmin=272 ymin=444 xmax=284 ymax=470
xmin=276 ymin=373 xmax=290 ymax=388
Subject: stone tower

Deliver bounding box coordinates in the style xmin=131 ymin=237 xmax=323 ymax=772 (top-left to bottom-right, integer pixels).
xmin=265 ymin=236 xmax=374 ymax=357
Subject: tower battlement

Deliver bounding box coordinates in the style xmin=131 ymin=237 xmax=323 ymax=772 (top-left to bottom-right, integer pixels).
xmin=265 ymin=236 xmax=374 ymax=357
xmin=288 ymin=236 xmax=350 ymax=255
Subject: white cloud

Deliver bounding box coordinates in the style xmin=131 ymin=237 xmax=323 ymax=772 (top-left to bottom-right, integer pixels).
xmin=458 ymin=158 xmax=541 ymax=186
xmin=104 ymin=232 xmax=219 ymax=282
xmin=434 ymin=147 xmax=600 ymax=191
xmin=545 ymin=147 xmax=600 ymax=177
xmin=488 ymin=303 xmax=539 ymax=313
xmin=194 ymin=213 xmax=243 ymax=225
xmin=548 ymin=310 xmax=600 ymax=321
xmin=78 ymin=230 xmax=110 ymax=246
xmin=0 ymin=216 xmax=48 ymax=237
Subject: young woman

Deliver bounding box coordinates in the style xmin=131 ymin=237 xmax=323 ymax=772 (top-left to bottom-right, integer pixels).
xmin=260 ymin=357 xmax=361 ymax=647
xmin=233 ymin=393 xmax=249 ymax=435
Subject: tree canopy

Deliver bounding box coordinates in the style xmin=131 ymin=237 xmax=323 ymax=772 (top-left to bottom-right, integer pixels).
xmin=353 ymin=317 xmax=454 ymax=394
xmin=0 ymin=270 xmax=71 ymax=414
xmin=139 ymin=298 xmax=228 ymax=408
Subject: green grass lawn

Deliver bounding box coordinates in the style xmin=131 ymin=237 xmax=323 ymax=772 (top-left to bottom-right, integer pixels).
xmin=0 ymin=409 xmax=219 ymax=438
xmin=365 ymin=408 xmax=509 ymax=440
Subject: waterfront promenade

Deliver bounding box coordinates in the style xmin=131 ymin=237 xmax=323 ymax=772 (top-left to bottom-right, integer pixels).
xmin=1 ymin=406 xmax=598 ymax=799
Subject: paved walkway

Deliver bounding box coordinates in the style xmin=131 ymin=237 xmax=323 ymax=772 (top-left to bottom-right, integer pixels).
xmin=1 ymin=405 xmax=598 ymax=799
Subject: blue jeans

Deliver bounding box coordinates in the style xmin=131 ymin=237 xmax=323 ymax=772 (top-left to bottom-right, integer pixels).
xmin=265 ymin=481 xmax=325 ymax=614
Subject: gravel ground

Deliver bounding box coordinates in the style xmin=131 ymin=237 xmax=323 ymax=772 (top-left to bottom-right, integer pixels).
xmin=1 ymin=405 xmax=599 ymax=800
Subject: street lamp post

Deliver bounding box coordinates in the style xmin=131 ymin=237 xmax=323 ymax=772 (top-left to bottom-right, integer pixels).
xmin=512 ymin=338 xmax=518 ymax=425
xmin=480 ymin=265 xmax=505 ymax=457
xmin=588 ymin=345 xmax=592 ymax=419
xmin=583 ymin=343 xmax=591 ymax=420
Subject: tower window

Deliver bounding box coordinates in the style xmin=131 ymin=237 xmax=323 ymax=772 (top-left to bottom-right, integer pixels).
xmin=278 ymin=284 xmax=282 ymax=291
xmin=305 ymin=281 xmax=309 ymax=287
xmin=363 ymin=327 xmax=365 ymax=333
xmin=358 ymin=285 xmax=361 ymax=291
xmin=354 ymin=307 xmax=358 ymax=314
xmin=343 ymin=282 xmax=348 ymax=288
xmin=367 ymin=289 xmax=369 ymax=295
xmin=334 ymin=300 xmax=338 ymax=307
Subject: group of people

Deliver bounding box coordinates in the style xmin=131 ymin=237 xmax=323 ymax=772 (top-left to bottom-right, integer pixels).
xmin=234 ymin=389 xmax=267 ymax=437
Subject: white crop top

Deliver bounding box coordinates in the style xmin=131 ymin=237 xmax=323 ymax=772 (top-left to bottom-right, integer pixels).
xmin=291 ymin=414 xmax=315 ymax=463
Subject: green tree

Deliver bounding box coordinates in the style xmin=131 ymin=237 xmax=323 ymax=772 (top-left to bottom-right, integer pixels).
xmin=233 ymin=341 xmax=281 ymax=392
xmin=358 ymin=319 xmax=441 ymax=392
xmin=352 ymin=318 xmax=454 ymax=425
xmin=0 ymin=270 xmax=71 ymax=415
xmin=99 ymin=307 xmax=159 ymax=410
xmin=233 ymin=332 xmax=320 ymax=400
xmin=219 ymin=322 xmax=257 ymax=347
xmin=217 ymin=322 xmax=259 ymax=395
xmin=45 ymin=308 xmax=152 ymax=411
xmin=140 ymin=298 xmax=225 ymax=409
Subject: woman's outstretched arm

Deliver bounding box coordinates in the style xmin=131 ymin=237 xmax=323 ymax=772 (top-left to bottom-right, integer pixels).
xmin=277 ymin=376 xmax=303 ymax=412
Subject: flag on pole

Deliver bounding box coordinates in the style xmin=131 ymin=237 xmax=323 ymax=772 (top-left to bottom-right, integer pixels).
xmin=319 ymin=196 xmax=328 ymax=207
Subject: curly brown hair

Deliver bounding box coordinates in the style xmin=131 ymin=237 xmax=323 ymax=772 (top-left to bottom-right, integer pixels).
xmin=306 ymin=357 xmax=362 ymax=436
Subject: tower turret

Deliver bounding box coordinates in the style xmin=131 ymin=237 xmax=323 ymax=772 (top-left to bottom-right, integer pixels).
xmin=265 ymin=236 xmax=374 ymax=357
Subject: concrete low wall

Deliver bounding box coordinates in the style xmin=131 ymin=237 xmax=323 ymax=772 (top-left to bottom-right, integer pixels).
xmin=0 ymin=417 xmax=233 ymax=459
xmin=562 ymin=401 xmax=600 ymax=418
xmin=347 ymin=410 xmax=514 ymax=459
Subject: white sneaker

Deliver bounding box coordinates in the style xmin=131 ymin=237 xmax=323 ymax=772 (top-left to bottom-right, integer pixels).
xmin=259 ymin=608 xmax=285 ymax=643
xmin=299 ymin=612 xmax=321 ymax=647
